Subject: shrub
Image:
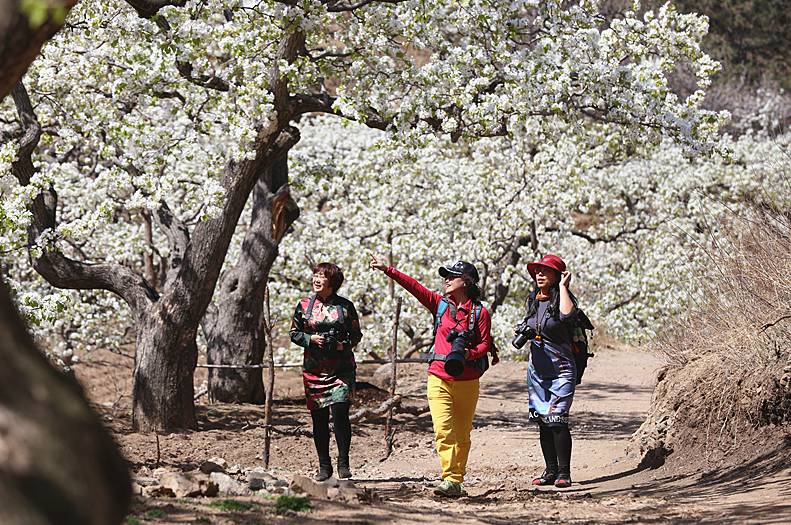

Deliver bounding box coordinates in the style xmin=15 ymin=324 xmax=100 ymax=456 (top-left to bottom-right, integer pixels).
xmin=274 ymin=495 xmax=311 ymax=514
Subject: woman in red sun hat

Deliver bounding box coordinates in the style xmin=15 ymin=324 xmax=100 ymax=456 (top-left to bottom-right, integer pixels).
xmin=519 ymin=253 xmax=580 ymax=488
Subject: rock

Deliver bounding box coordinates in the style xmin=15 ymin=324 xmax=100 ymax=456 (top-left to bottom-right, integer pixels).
xmin=130 ymin=482 xmax=144 ymax=496
xmin=159 ymin=471 xmax=218 ymax=498
xmin=200 ymin=457 xmax=228 ymax=474
xmin=133 ymin=476 xmax=160 ymax=487
xmin=371 ymin=363 xmax=394 ymax=389
xmin=210 ymin=472 xmax=251 ymax=497
xmin=246 ymin=468 xmax=286 ymax=491
xmin=289 ymin=474 xmax=329 ymax=499
xmin=247 ymin=470 xmax=270 ymax=491
xmin=142 ymin=485 xmax=173 ymax=498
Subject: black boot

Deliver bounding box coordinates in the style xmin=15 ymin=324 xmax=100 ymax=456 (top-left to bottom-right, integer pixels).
xmin=332 ymin=403 xmax=352 ymax=479
xmin=337 ymin=458 xmax=352 ymax=479
xmin=533 ymin=423 xmax=558 ymax=485
xmin=311 ymin=407 xmax=333 ymax=481
xmin=315 ymin=461 xmax=333 ymax=482
xmin=553 ymin=425 xmax=572 ymax=488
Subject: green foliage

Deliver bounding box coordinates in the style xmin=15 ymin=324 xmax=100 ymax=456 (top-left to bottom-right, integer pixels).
xmin=274 ymin=495 xmax=311 ymax=514
xmin=125 ymin=517 xmax=141 ymax=525
xmin=208 ymin=499 xmax=256 ymax=512
xmin=19 ymin=0 xmax=67 ymax=28
xmin=142 ymin=508 xmax=167 ymax=520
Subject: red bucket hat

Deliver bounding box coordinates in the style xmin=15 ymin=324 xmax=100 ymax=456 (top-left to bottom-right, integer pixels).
xmin=527 ymin=254 xmax=566 ymax=280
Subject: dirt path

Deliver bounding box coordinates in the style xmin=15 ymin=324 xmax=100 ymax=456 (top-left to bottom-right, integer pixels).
xmin=82 ymin=346 xmax=790 ymax=524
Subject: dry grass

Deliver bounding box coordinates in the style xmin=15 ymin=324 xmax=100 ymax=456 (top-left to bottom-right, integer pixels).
xmin=653 ymin=203 xmax=791 ymax=450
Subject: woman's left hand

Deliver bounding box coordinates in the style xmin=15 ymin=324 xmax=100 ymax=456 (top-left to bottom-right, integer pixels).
xmin=560 ymin=271 xmax=572 ymax=289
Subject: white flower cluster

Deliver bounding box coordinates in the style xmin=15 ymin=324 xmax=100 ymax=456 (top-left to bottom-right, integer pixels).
xmin=268 ymin=116 xmax=790 ymax=362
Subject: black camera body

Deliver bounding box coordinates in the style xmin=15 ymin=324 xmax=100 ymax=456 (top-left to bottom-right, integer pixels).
xmin=444 ymin=328 xmax=473 ymax=376
xmin=321 ymin=327 xmax=346 ymax=351
xmin=511 ymin=319 xmax=537 ymax=349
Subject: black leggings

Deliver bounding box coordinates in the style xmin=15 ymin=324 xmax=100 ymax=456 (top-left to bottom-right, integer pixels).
xmin=538 ymin=422 xmax=572 ymax=475
xmin=311 ymin=402 xmax=352 ymax=467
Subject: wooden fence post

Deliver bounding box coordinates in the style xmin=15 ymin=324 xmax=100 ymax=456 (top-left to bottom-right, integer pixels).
xmin=262 ymin=285 xmax=276 ymax=469
xmin=382 ymin=296 xmax=402 ymax=459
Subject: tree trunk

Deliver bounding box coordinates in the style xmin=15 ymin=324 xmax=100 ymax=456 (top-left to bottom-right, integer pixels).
xmin=0 ymin=0 xmax=77 ymax=100
xmin=0 ymin=281 xmax=130 ymax=524
xmin=132 ymin=301 xmax=199 ymax=431
xmin=205 ymin=155 xmax=298 ymax=403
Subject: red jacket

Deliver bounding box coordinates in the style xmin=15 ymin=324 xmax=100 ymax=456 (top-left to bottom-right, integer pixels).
xmin=385 ymin=266 xmax=493 ymax=381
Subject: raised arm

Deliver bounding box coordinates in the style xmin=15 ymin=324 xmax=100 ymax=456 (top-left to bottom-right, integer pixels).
xmin=369 ymin=254 xmax=441 ymax=314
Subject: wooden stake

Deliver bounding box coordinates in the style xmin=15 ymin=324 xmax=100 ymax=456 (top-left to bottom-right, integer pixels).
xmin=262 ymin=285 xmax=276 ymax=469
xmin=382 ymin=297 xmax=402 ymax=460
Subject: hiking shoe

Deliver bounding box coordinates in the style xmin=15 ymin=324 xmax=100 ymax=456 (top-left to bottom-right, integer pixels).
xmin=337 ymin=465 xmax=352 ymax=479
xmin=554 ymin=474 xmax=572 ymax=488
xmin=531 ymin=470 xmax=557 ymax=486
xmin=434 ymin=479 xmax=467 ymax=498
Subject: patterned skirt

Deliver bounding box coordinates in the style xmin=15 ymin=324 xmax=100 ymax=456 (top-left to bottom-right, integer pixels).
xmin=527 ymin=341 xmax=576 ymax=427
xmin=303 ymin=369 xmax=355 ymax=411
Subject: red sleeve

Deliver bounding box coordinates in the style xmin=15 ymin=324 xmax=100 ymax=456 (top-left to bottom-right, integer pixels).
xmin=384 ymin=266 xmax=441 ymax=314
xmin=467 ymin=306 xmax=493 ymax=360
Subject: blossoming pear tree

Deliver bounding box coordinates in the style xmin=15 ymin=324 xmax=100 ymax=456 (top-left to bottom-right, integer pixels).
xmin=1 ymin=0 xmax=725 ymax=429
xmin=270 ymin=116 xmax=789 ymax=364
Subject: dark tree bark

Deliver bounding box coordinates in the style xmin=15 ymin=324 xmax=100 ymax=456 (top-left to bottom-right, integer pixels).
xmin=0 ymin=0 xmax=77 ymax=101
xmin=0 ymin=281 xmax=130 ymax=525
xmin=203 ymin=155 xmax=299 ymax=403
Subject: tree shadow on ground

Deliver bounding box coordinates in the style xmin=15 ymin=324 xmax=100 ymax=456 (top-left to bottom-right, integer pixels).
xmin=575 ymin=441 xmax=791 ymax=525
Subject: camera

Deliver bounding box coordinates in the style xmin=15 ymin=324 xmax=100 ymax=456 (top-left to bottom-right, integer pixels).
xmin=321 ymin=328 xmax=345 ymax=351
xmin=511 ymin=319 xmax=537 ymax=349
xmin=444 ymin=329 xmax=471 ymax=377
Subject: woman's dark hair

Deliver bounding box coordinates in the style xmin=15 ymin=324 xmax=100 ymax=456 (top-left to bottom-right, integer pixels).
xmin=461 ymin=275 xmax=482 ymax=302
xmin=312 ymin=262 xmax=344 ymax=292
xmin=525 ymin=273 xmax=578 ymax=319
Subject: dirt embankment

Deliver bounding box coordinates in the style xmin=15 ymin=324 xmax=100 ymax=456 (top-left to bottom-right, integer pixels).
xmin=76 ymin=346 xmax=790 ymax=524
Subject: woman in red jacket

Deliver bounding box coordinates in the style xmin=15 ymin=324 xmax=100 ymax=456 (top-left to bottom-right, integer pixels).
xmin=370 ymin=255 xmax=493 ymax=498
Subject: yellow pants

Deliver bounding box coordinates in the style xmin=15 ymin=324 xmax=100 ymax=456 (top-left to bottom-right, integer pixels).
xmin=427 ymin=374 xmax=480 ymax=483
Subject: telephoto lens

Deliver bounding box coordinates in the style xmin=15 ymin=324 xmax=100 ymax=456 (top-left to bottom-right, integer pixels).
xmin=444 ymin=332 xmax=468 ymax=376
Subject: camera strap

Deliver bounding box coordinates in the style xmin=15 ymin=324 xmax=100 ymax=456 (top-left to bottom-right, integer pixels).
xmin=303 ymin=294 xmax=344 ymax=326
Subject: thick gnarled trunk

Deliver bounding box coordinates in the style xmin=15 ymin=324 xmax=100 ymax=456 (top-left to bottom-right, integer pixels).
xmin=205 ymin=156 xmax=298 ymax=403
xmin=132 ymin=303 xmax=199 ymax=430
xmin=0 ymin=282 xmax=130 ymax=524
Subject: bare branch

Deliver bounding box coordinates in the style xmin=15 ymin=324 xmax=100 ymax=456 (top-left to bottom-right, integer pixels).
xmin=326 ymin=0 xmax=407 ymax=12
xmin=176 ymin=60 xmax=230 ymax=92
xmin=546 ymin=223 xmax=659 ymax=244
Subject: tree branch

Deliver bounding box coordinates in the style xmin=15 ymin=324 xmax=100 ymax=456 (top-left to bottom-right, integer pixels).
xmin=546 ymin=223 xmax=658 ymax=244
xmin=152 ymin=199 xmax=190 ymax=287
xmin=124 ymin=0 xmax=186 ymax=18
xmin=175 ymin=60 xmax=230 ymax=92
xmin=10 ymin=82 xmax=156 ymax=314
